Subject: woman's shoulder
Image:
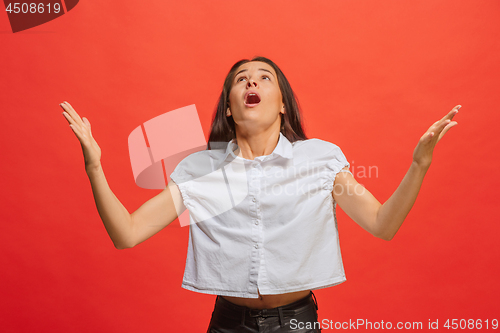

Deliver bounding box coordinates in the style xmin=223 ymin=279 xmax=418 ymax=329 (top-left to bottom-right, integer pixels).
xmin=292 ymin=138 xmax=349 ymax=172
xmin=170 ymin=148 xmax=225 ymax=184
xmin=180 ymin=148 xmax=224 ymax=163
xmin=292 ymin=137 xmax=344 ymax=158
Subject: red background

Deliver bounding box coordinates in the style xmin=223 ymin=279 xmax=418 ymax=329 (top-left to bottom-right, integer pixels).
xmin=1 ymin=0 xmax=499 ymax=331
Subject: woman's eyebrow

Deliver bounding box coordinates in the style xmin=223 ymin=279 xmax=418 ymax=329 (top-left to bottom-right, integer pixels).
xmin=234 ymin=68 xmax=275 ymax=78
xmin=259 ymin=69 xmax=275 ymax=77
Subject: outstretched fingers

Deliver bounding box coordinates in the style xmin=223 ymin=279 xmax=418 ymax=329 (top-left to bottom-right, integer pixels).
xmin=421 ymin=105 xmax=461 ymax=143
xmin=441 ymin=105 xmax=462 ymax=120
xmin=60 ymin=101 xmax=90 ymax=142
xmin=429 ymin=105 xmax=460 ymax=141
xmin=436 ymin=105 xmax=460 ymax=140
xmin=60 ymin=102 xmax=84 ymax=127
xmin=438 ymin=120 xmax=458 ymax=141
xmin=67 ymin=117 xmax=86 ymax=142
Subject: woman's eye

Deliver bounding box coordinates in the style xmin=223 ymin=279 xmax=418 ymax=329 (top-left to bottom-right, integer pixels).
xmin=262 ymin=76 xmax=270 ymax=80
xmin=237 ymin=77 xmax=246 ymax=82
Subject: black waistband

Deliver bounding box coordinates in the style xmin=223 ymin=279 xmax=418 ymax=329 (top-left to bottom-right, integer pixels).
xmin=213 ymin=291 xmax=319 ymax=328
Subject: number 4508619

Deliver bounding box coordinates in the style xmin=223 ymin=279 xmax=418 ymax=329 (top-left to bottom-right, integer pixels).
xmin=5 ymin=3 xmax=62 ymax=14
xmin=444 ymin=319 xmax=498 ymax=330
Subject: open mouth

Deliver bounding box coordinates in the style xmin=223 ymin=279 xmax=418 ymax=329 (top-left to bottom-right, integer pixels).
xmin=244 ymin=92 xmax=261 ymax=107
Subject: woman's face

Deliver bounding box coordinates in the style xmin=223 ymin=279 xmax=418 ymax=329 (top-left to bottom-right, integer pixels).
xmin=227 ymin=61 xmax=284 ymax=134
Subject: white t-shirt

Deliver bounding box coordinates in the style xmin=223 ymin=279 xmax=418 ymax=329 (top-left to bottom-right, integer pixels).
xmin=170 ymin=132 xmax=351 ymax=298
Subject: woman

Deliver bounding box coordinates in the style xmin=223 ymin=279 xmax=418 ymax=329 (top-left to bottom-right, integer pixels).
xmin=60 ymin=56 xmax=459 ymax=332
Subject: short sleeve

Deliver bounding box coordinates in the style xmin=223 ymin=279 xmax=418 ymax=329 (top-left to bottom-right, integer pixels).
xmin=168 ymin=164 xmax=191 ymax=214
xmin=169 ymin=159 xmax=188 ymax=185
xmin=168 ymin=150 xmax=219 ymax=212
xmin=323 ymin=145 xmax=350 ymax=192
xmin=168 ymin=153 xmax=202 ymax=212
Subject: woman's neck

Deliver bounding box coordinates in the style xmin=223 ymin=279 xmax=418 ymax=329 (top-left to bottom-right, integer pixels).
xmin=234 ymin=128 xmax=280 ymax=160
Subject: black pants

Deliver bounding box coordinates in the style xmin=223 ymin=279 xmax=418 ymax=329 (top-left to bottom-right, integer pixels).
xmin=206 ymin=291 xmax=322 ymax=333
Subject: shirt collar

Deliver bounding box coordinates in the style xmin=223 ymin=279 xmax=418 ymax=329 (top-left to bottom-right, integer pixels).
xmin=215 ymin=132 xmax=293 ymax=169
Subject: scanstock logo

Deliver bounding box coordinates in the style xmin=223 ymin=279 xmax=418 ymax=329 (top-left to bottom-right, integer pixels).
xmin=3 ymin=0 xmax=79 ymax=33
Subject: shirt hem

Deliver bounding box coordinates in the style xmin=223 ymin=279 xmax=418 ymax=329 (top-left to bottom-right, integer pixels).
xmin=181 ymin=282 xmax=261 ymax=298
xmin=181 ymin=276 xmax=346 ymax=298
xmin=257 ymin=276 xmax=347 ymax=295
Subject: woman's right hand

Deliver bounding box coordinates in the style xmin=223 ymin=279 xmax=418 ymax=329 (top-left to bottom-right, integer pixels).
xmin=60 ymin=101 xmax=102 ymax=171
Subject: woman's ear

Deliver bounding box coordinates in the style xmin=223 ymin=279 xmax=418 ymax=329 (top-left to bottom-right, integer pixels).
xmin=226 ymin=108 xmax=231 ymax=116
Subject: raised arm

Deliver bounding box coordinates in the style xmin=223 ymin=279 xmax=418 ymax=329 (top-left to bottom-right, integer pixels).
xmin=332 ymin=105 xmax=460 ymax=241
xmin=61 ymin=101 xmax=185 ymax=249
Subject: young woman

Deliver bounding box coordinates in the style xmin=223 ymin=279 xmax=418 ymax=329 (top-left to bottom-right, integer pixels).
xmin=60 ymin=56 xmax=459 ymax=332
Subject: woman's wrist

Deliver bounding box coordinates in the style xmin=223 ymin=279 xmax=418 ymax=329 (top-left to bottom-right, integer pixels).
xmin=85 ymin=163 xmax=102 ymax=176
xmin=410 ymin=159 xmax=431 ymax=175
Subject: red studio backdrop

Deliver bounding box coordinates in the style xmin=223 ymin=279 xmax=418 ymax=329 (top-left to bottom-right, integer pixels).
xmin=1 ymin=1 xmax=498 ymax=332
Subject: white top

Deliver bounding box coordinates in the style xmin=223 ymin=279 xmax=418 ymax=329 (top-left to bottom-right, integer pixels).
xmin=169 ymin=132 xmax=351 ymax=298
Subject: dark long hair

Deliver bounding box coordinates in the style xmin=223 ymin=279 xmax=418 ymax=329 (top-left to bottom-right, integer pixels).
xmin=207 ymin=56 xmax=308 ymax=148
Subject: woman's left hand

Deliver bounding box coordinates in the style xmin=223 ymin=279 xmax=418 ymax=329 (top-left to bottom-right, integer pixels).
xmin=412 ymin=105 xmax=460 ymax=168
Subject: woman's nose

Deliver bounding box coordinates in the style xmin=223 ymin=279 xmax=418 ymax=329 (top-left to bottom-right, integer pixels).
xmin=247 ymin=79 xmax=257 ymax=88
